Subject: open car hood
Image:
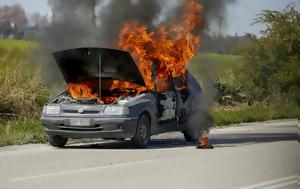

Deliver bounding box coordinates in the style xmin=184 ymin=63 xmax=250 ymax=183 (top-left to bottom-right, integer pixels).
xmin=53 ymin=48 xmax=146 ymax=86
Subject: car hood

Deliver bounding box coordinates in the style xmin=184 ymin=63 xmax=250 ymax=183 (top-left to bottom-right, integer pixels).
xmin=53 ymin=48 xmax=146 ymax=86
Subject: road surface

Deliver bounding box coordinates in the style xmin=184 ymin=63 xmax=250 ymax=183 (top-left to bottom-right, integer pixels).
xmin=0 ymin=119 xmax=299 ymax=189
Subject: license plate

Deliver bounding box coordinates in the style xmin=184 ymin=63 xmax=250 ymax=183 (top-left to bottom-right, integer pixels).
xmin=70 ymin=118 xmax=90 ymax=126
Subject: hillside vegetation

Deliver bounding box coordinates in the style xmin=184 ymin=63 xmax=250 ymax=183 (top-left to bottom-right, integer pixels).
xmin=0 ymin=40 xmax=48 ymax=119
xmin=0 ymin=40 xmax=49 ymax=146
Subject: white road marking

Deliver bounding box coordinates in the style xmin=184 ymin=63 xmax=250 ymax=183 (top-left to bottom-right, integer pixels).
xmin=263 ymin=180 xmax=298 ymax=189
xmin=10 ymin=159 xmax=157 ymax=182
xmin=239 ymin=175 xmax=299 ymax=189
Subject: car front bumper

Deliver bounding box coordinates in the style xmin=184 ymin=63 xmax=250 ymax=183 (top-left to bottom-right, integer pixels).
xmin=40 ymin=116 xmax=138 ymax=139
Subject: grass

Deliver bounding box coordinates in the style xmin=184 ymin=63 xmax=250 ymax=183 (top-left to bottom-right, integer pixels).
xmin=0 ymin=40 xmax=48 ymax=147
xmin=189 ymin=53 xmax=240 ymax=71
xmin=0 ymin=118 xmax=46 ymax=147
xmin=212 ymin=103 xmax=300 ymax=126
xmin=187 ymin=53 xmax=241 ymax=82
xmin=0 ymin=41 xmax=49 ymax=119
xmin=0 ymin=39 xmax=37 ymax=50
xmin=198 ymin=53 xmax=239 ymax=65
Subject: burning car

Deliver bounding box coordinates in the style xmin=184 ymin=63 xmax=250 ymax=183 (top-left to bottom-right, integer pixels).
xmin=41 ymin=47 xmax=203 ymax=148
xmin=41 ymin=0 xmax=205 ymax=148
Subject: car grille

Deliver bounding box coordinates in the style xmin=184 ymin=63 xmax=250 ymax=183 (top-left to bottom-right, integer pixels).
xmin=63 ymin=110 xmax=100 ymax=114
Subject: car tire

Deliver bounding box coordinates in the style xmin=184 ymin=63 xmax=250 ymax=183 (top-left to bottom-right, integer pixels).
xmin=131 ymin=114 xmax=151 ymax=148
xmin=48 ymin=135 xmax=68 ymax=148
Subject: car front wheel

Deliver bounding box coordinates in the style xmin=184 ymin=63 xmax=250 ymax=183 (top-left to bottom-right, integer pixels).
xmin=131 ymin=114 xmax=151 ymax=148
xmin=48 ymin=135 xmax=68 ymax=148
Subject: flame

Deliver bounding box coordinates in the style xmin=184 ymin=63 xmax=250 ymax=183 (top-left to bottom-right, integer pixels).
xmin=66 ymin=0 xmax=203 ymax=104
xmin=101 ymin=96 xmax=118 ymax=104
xmin=118 ymin=0 xmax=203 ymax=92
xmin=67 ymin=82 xmax=100 ymax=101
xmin=105 ymin=80 xmax=147 ymax=95
xmin=67 ymin=80 xmax=147 ymax=104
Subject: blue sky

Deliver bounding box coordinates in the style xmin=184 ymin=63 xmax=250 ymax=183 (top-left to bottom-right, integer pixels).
xmin=0 ymin=0 xmax=50 ymax=15
xmin=0 ymin=0 xmax=299 ymax=36
xmin=226 ymin=0 xmax=300 ymax=35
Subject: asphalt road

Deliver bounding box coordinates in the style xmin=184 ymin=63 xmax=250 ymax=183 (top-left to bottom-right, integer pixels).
xmin=0 ymin=119 xmax=299 ymax=189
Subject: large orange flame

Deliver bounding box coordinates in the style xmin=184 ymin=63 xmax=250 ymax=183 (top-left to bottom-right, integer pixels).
xmin=67 ymin=80 xmax=147 ymax=104
xmin=118 ymin=0 xmax=203 ymax=92
xmin=67 ymin=0 xmax=203 ymax=103
xmin=68 ymin=82 xmax=99 ymax=100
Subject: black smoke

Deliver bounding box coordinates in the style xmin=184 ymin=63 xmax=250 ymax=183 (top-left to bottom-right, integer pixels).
xmin=98 ymin=0 xmax=162 ymax=47
xmin=42 ymin=0 xmax=236 ymax=51
xmin=38 ymin=0 xmax=235 ymax=94
xmin=197 ymin=0 xmax=236 ymax=27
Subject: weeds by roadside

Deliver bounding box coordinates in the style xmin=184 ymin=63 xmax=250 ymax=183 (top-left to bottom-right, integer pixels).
xmin=0 ymin=118 xmax=46 ymax=147
xmin=0 ymin=41 xmax=49 ymax=147
xmin=0 ymin=46 xmax=49 ymax=119
xmin=212 ymin=103 xmax=299 ymax=126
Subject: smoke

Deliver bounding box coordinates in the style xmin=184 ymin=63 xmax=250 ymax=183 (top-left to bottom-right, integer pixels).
xmin=186 ymin=58 xmax=217 ymax=138
xmin=167 ymin=0 xmax=236 ymax=33
xmin=37 ymin=0 xmax=100 ymax=92
xmin=37 ymin=0 xmax=163 ymax=91
xmin=43 ymin=0 xmax=98 ymax=51
xmin=196 ymin=0 xmax=236 ymax=26
xmin=98 ymin=0 xmax=162 ymax=47
xmin=41 ymin=0 xmax=236 ymax=52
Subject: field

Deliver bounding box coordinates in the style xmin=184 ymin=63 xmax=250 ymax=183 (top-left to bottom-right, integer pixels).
xmin=0 ymin=119 xmax=46 ymax=146
xmin=0 ymin=39 xmax=298 ymax=146
xmin=0 ymin=39 xmax=37 ymax=50
xmin=191 ymin=53 xmax=240 ymax=68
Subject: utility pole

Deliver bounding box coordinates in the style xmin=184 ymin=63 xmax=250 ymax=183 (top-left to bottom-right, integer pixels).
xmin=218 ymin=16 xmax=223 ymax=53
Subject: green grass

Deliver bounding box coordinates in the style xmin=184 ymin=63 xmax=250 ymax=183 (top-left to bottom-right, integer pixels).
xmin=199 ymin=53 xmax=239 ymax=65
xmin=0 ymin=39 xmax=48 ymax=147
xmin=212 ymin=103 xmax=300 ymax=126
xmin=0 ymin=118 xmax=46 ymax=147
xmin=0 ymin=39 xmax=37 ymax=50
xmin=188 ymin=53 xmax=241 ymax=81
xmin=0 ymin=40 xmax=49 ymax=119
xmin=190 ymin=53 xmax=240 ymax=70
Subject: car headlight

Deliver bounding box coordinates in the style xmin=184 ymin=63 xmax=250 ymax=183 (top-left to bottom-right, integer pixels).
xmin=43 ymin=105 xmax=60 ymax=115
xmin=104 ymin=106 xmax=129 ymax=115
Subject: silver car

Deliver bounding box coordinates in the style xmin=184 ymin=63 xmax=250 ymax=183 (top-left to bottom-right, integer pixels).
xmin=41 ymin=48 xmax=203 ymax=148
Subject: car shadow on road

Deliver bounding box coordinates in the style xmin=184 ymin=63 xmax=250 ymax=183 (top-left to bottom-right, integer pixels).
xmin=209 ymin=133 xmax=297 ymax=145
xmin=64 ymin=132 xmax=297 ymax=150
xmin=65 ymin=138 xmax=196 ymax=150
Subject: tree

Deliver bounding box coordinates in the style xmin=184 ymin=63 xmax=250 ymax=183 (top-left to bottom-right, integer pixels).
xmin=29 ymin=12 xmax=48 ymax=28
xmin=0 ymin=4 xmax=27 ymax=38
xmin=237 ymin=4 xmax=300 ymax=103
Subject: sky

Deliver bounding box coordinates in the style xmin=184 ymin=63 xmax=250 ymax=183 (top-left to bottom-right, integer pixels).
xmin=0 ymin=0 xmax=299 ymax=36
xmin=226 ymin=0 xmax=300 ymax=36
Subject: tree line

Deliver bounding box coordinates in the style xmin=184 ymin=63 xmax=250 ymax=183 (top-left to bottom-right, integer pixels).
xmin=0 ymin=4 xmax=48 ymax=39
